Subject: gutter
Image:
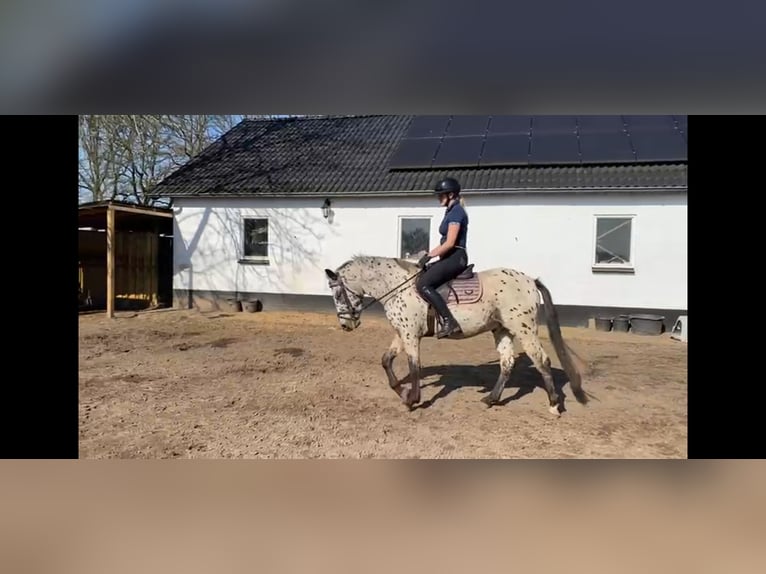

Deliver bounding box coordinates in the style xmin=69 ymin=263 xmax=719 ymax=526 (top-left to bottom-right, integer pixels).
xmin=149 ymin=186 xmax=687 ymax=200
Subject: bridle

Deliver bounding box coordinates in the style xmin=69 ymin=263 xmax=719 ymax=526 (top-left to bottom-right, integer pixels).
xmin=328 ymin=276 xmax=365 ymax=322
xmin=329 ymin=269 xmax=424 ymax=322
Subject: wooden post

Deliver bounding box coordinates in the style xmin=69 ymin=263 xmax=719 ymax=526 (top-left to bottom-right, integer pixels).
xmin=106 ymin=206 xmax=115 ymax=318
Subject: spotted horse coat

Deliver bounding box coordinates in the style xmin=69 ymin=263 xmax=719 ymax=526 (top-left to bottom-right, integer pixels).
xmin=325 ymin=255 xmax=588 ymax=414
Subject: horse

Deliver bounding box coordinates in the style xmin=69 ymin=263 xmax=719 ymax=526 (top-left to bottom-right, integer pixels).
xmin=324 ymin=254 xmax=589 ymax=415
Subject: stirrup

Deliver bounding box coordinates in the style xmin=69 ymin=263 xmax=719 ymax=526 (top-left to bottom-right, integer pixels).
xmin=436 ymin=319 xmax=461 ymax=339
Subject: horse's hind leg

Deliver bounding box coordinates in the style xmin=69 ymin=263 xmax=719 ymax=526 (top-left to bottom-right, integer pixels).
xmin=481 ymin=328 xmax=515 ymax=407
xmin=381 ymin=333 xmax=404 ymax=396
xmin=518 ymin=334 xmax=561 ymax=416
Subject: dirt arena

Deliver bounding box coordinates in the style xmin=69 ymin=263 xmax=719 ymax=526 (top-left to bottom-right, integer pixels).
xmin=79 ymin=308 xmax=687 ymax=459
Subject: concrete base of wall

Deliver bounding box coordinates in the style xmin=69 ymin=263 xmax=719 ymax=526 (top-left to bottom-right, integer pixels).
xmin=174 ymin=289 xmax=686 ymax=331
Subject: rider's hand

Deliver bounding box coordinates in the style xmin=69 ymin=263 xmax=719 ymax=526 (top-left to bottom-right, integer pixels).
xmin=417 ymin=254 xmax=431 ymax=269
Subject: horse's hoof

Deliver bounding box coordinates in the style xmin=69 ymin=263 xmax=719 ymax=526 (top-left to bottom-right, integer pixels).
xmin=481 ymin=396 xmax=496 ymax=408
xmin=549 ymin=405 xmax=561 ymax=417
xmin=404 ymin=397 xmax=419 ymax=410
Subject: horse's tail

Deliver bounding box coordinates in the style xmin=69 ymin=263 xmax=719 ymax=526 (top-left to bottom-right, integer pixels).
xmin=534 ymin=278 xmax=588 ymax=405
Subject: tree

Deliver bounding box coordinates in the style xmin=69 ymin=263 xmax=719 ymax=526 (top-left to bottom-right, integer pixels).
xmin=78 ymin=114 xmax=253 ymax=206
xmin=78 ymin=115 xmax=122 ymax=203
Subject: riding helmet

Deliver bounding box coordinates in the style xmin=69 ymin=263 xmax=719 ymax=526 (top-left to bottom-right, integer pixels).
xmin=433 ymin=177 xmax=461 ymax=195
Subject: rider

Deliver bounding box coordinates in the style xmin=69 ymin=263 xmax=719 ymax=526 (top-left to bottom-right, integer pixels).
xmin=416 ymin=177 xmax=469 ymax=339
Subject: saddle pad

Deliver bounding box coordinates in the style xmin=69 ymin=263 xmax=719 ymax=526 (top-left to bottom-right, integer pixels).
xmin=438 ymin=276 xmax=483 ymax=306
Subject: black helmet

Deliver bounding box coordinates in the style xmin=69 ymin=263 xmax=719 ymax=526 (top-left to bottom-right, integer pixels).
xmin=433 ymin=177 xmax=461 ymax=195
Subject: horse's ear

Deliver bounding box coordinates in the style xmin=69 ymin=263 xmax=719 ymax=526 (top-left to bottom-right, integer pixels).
xmin=325 ymin=269 xmax=338 ymax=281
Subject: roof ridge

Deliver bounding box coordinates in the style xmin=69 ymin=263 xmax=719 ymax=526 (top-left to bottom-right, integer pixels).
xmin=241 ymin=114 xmax=402 ymax=123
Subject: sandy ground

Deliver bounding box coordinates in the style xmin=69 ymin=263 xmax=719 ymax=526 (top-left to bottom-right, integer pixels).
xmin=79 ymin=308 xmax=687 ymax=459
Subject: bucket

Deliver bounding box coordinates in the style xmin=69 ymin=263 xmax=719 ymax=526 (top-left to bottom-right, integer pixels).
xmin=243 ymin=299 xmax=263 ymax=313
xmin=594 ymin=316 xmax=613 ymax=332
xmin=629 ymin=314 xmax=665 ymax=335
xmin=612 ymin=315 xmax=630 ymax=332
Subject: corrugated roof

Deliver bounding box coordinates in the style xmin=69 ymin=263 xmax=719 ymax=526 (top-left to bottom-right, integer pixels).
xmin=150 ymin=115 xmax=687 ymax=198
xmin=78 ymin=200 xmax=173 ymax=214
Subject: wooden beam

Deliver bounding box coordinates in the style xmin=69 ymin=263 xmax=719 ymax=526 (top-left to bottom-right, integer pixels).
xmin=106 ymin=206 xmax=115 ymax=318
xmin=111 ymin=204 xmax=173 ymax=218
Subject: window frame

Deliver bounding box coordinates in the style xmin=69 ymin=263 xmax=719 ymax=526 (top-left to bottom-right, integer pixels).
xmin=398 ymin=215 xmax=432 ymax=259
xmin=239 ymin=215 xmax=270 ymax=265
xmin=592 ymin=214 xmax=636 ymax=274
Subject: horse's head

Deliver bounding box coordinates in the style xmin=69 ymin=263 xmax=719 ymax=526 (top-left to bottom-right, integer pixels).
xmin=325 ymin=267 xmax=364 ymax=331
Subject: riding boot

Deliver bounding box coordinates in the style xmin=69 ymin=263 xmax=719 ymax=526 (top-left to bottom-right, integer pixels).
xmin=419 ymin=285 xmax=462 ymax=339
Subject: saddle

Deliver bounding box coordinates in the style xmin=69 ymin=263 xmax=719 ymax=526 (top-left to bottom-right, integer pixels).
xmin=424 ymin=264 xmax=484 ymax=337
xmin=436 ymin=264 xmax=482 ymax=306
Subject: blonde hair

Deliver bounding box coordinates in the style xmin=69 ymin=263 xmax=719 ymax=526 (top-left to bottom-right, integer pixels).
xmin=444 ymin=193 xmax=466 ymax=210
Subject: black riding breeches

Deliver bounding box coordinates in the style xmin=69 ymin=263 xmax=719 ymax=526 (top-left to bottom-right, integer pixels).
xmin=416 ymin=248 xmax=468 ymax=318
xmin=417 ymin=248 xmax=468 ymax=291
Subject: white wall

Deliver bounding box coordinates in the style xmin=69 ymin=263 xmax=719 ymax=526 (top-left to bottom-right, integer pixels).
xmin=172 ymin=191 xmax=687 ymax=311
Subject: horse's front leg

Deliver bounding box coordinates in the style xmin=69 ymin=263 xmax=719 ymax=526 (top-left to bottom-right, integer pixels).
xmin=403 ymin=337 xmax=422 ymax=409
xmin=381 ymin=333 xmax=404 ymax=396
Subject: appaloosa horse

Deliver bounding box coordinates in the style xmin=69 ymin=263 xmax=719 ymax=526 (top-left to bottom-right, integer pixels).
xmin=324 ymin=255 xmax=588 ymax=415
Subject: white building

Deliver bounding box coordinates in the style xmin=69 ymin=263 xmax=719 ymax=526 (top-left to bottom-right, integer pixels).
xmin=151 ymin=115 xmax=687 ymax=328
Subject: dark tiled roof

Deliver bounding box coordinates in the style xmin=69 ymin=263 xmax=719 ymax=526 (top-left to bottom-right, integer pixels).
xmin=150 ymin=115 xmax=687 ymax=198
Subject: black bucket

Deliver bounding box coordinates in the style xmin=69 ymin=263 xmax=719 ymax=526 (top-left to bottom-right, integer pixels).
xmin=594 ymin=316 xmax=613 ymax=332
xmin=612 ymin=315 xmax=630 ymax=332
xmin=243 ymin=299 xmax=263 ymax=313
xmin=629 ymin=314 xmax=665 ymax=335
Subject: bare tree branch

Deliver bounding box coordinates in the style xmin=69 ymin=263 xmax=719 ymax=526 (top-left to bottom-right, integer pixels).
xmin=79 ymin=114 xmax=250 ymax=206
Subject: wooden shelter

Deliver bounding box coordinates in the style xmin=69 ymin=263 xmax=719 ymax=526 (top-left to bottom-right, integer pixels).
xmin=78 ymin=201 xmax=173 ymax=317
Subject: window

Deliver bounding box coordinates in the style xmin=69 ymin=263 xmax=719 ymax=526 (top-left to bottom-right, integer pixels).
xmin=399 ymin=217 xmax=430 ymax=259
xmin=593 ymin=215 xmax=634 ymax=272
xmin=242 ymin=217 xmax=269 ymax=262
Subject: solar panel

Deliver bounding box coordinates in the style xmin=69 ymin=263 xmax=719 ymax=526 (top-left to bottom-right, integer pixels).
xmin=531 ymin=116 xmax=578 ymax=134
xmin=479 ymin=133 xmax=530 ymax=166
xmin=487 ymin=116 xmax=532 ymax=135
xmin=405 ymin=116 xmax=451 ymax=138
xmin=431 ymin=136 xmax=484 ymax=168
xmin=579 ymin=132 xmax=635 ymax=164
xmin=629 ymin=129 xmax=687 ymax=162
xmin=529 ymin=133 xmax=581 ymax=165
xmin=577 ymin=115 xmax=626 ymax=133
xmin=388 ymin=137 xmax=441 ymax=169
xmin=445 ymin=115 xmax=491 ymax=136
xmin=623 ymin=115 xmax=677 ymax=131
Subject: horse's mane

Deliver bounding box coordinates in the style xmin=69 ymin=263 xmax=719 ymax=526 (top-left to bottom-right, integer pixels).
xmin=340 ymin=253 xmax=420 ymax=275
xmin=392 ymin=258 xmax=420 ymax=273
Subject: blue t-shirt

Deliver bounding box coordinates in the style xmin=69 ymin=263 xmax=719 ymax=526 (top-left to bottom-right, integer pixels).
xmin=439 ymin=202 xmax=468 ymax=249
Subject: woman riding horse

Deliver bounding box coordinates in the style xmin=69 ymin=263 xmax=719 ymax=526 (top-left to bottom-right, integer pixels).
xmin=416 ymin=177 xmax=469 ymax=339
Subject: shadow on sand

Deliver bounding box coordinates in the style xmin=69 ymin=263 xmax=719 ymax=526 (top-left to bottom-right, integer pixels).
xmin=414 ymin=353 xmax=572 ymax=411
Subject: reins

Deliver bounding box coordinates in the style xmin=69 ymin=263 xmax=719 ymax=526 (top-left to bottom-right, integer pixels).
xmin=357 ymin=268 xmax=424 ymax=312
